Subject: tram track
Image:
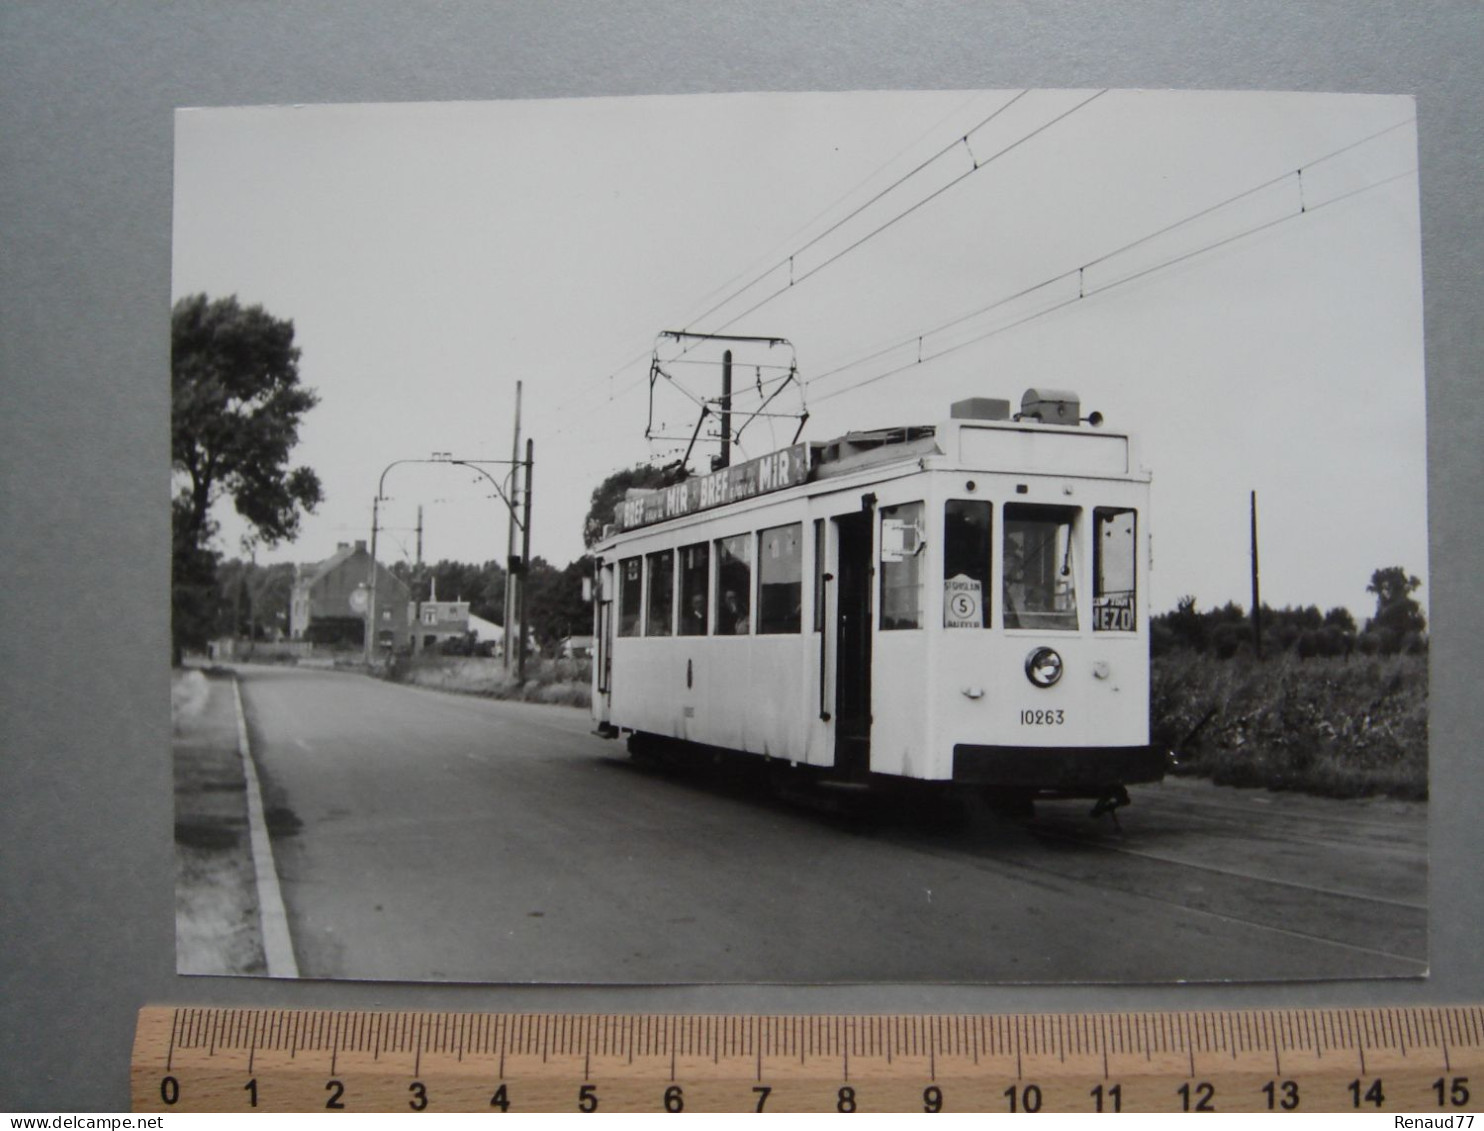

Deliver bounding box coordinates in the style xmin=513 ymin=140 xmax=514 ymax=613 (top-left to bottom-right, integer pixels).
xmin=1023 ymin=825 xmax=1426 ymax=912
xmin=878 ymin=822 xmax=1427 ymax=971
xmin=991 ymin=846 xmax=1426 ymax=969
xmin=853 ymin=783 xmax=1428 ymax=973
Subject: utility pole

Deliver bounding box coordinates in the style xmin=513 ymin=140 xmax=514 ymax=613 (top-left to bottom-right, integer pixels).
xmin=1250 ymin=490 xmax=1263 ymax=658
xmin=364 ymin=494 xmax=380 ymax=665
xmin=367 ymin=455 xmax=524 ymax=665
xmin=718 ymin=348 xmax=733 ymax=471
xmin=518 ymin=437 xmax=534 ymax=682
xmin=504 ymin=381 xmax=523 ymax=672
xmin=413 ymin=504 xmax=424 ymax=655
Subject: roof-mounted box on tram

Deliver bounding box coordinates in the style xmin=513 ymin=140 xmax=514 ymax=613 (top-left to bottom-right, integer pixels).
xmin=589 ymin=388 xmax=1165 ymax=808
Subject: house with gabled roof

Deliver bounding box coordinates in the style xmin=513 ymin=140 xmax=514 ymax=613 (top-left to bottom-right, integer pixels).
xmin=289 ymin=540 xmax=411 ymax=651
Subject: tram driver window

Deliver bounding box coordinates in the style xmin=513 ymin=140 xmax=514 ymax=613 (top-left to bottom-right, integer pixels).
xmin=1093 ymin=508 xmax=1137 ymax=632
xmin=1003 ymin=504 xmax=1079 ymax=631
xmin=880 ymin=502 xmax=925 ymax=630
xmin=714 ymin=534 xmax=751 ymax=635
xmin=944 ymin=500 xmax=991 ymax=628
xmin=758 ymin=523 xmax=802 ymax=634
xmin=679 ymin=542 xmax=709 ymax=636
xmin=645 ymin=549 xmax=674 ymax=637
xmin=618 ymin=557 xmax=642 ymax=637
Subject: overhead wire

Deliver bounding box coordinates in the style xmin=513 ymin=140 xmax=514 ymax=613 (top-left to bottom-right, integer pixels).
xmin=668 ymin=90 xmax=1107 ymax=355
xmin=668 ymin=89 xmax=1004 ymax=335
xmin=670 ymin=90 xmax=1032 ymax=344
xmin=537 ymin=91 xmax=1109 ymax=447
xmin=531 ymin=90 xmax=1096 ymax=444
xmin=807 ymin=115 xmax=1417 ymax=400
xmin=812 ymin=163 xmax=1417 ymax=405
xmin=520 ymin=93 xmax=1001 ymax=443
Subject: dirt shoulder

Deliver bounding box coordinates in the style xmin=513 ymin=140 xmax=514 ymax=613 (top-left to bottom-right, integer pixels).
xmin=172 ymin=666 xmax=265 ymax=976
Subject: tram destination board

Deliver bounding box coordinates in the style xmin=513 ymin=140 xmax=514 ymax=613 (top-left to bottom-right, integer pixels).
xmin=133 ymin=1005 xmax=1484 ymax=1113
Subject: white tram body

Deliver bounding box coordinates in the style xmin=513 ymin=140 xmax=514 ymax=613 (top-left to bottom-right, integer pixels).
xmin=590 ymin=391 xmax=1164 ymax=800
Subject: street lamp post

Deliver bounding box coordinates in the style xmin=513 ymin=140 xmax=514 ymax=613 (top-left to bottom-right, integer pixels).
xmin=364 ymin=452 xmax=532 ymax=668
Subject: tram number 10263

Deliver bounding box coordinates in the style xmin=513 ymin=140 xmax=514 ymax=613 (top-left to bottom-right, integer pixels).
xmin=1019 ymin=708 xmax=1066 ymax=726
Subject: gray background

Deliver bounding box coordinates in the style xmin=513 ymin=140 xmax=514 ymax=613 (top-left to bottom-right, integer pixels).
xmin=1 ymin=1 xmax=1479 ymax=1112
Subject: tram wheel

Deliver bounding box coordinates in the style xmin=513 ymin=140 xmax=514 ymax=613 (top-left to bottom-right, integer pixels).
xmin=627 ymin=731 xmax=662 ymax=767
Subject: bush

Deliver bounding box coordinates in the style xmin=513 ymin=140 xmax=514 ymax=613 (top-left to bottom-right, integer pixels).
xmin=1154 ymin=651 xmax=1427 ymax=800
xmin=381 ymin=654 xmax=593 ymax=709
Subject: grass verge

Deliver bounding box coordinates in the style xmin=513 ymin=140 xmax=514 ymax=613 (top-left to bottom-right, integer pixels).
xmin=1152 ymin=651 xmax=1427 ymax=800
xmin=172 ymin=667 xmax=267 ymax=975
xmin=384 ymin=655 xmax=593 ymax=707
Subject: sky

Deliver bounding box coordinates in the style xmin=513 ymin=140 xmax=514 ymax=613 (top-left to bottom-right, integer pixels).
xmin=172 ymin=89 xmax=1426 ymax=622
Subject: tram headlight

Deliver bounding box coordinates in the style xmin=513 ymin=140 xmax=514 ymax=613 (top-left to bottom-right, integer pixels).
xmin=1025 ymin=647 xmax=1064 ymax=688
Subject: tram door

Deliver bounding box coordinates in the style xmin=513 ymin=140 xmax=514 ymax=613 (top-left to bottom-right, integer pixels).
xmin=594 ymin=561 xmax=614 ymax=730
xmin=833 ymin=512 xmax=873 ymax=778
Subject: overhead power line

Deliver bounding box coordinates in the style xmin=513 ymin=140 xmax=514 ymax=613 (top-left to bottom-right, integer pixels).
xmin=669 ymin=90 xmax=1107 ymax=355
xmin=671 ymin=89 xmax=1002 ymax=333
xmin=672 ymin=91 xmax=1032 ymax=340
xmin=812 ymin=164 xmax=1417 ymax=405
xmin=807 ymin=116 xmax=1417 ymax=403
xmin=537 ymin=92 xmax=1110 ymax=445
xmin=522 ymin=91 xmax=1012 ymax=441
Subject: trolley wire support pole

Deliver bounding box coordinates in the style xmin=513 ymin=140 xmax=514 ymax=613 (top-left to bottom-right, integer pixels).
xmin=367 ymin=453 xmax=528 ymax=667
xmin=363 ymin=493 xmax=379 ymax=666
xmin=517 ymin=437 xmax=534 ymax=683
xmin=505 ymin=381 xmax=523 ymax=673
xmin=1250 ymin=489 xmax=1263 ymax=658
xmin=718 ymin=348 xmax=732 ymax=471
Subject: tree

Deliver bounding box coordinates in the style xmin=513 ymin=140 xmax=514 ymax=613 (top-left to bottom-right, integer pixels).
xmin=216 ymin=559 xmax=297 ymax=641
xmin=1364 ymin=566 xmax=1426 ymax=637
xmin=524 ymin=556 xmax=592 ymax=651
xmin=171 ymin=294 xmax=323 ymax=660
xmin=1323 ymin=606 xmax=1358 ymax=635
xmin=582 ymin=462 xmax=688 ymax=549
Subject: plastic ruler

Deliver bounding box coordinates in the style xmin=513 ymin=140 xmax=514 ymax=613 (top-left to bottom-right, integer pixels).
xmin=132 ymin=1005 xmax=1483 ymax=1113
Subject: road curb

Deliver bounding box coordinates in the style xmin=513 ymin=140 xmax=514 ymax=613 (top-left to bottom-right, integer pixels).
xmin=232 ymin=674 xmax=301 ymax=979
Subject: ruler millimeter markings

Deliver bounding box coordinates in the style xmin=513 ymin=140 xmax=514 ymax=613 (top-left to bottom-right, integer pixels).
xmin=133 ymin=1005 xmax=1484 ymax=1113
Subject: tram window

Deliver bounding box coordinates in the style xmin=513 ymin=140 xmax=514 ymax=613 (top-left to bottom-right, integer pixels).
xmin=758 ymin=523 xmax=803 ymax=634
xmin=1003 ymin=504 xmax=1079 ymax=631
xmin=618 ymin=557 xmax=642 ymax=637
xmin=715 ymin=533 xmax=752 ymax=635
xmin=880 ymin=501 xmax=925 ymax=630
xmin=1093 ymin=507 xmax=1137 ymax=632
xmin=944 ymin=500 xmax=992 ymax=629
xmin=679 ymin=542 xmax=709 ymax=636
xmin=645 ymin=549 xmax=675 ymax=637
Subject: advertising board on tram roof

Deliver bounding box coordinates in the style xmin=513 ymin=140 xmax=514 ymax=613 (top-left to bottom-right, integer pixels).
xmin=614 ymin=443 xmax=812 ymax=533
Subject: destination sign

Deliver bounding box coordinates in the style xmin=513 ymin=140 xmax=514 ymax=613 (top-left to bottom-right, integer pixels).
xmin=1093 ymin=592 xmax=1136 ymax=631
xmin=614 ymin=444 xmax=812 ymax=532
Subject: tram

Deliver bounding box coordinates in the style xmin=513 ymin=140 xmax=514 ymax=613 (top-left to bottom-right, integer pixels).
xmin=589 ymin=389 xmax=1165 ymax=811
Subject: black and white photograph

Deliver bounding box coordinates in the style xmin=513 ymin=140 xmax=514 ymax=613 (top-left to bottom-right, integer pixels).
xmin=169 ymin=88 xmax=1427 ymax=985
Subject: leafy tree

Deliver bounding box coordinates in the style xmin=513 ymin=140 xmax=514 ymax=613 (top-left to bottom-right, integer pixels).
xmin=524 ymin=556 xmax=592 ymax=650
xmin=582 ymin=462 xmax=688 ymax=549
xmin=214 ymin=559 xmax=296 ymax=641
xmin=171 ymin=294 xmax=323 ymax=660
xmin=1365 ymin=566 xmax=1426 ymax=637
xmin=1323 ymin=606 xmax=1358 ymax=634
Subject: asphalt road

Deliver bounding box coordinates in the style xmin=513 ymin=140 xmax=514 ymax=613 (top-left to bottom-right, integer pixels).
xmin=236 ymin=664 xmax=1427 ymax=984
